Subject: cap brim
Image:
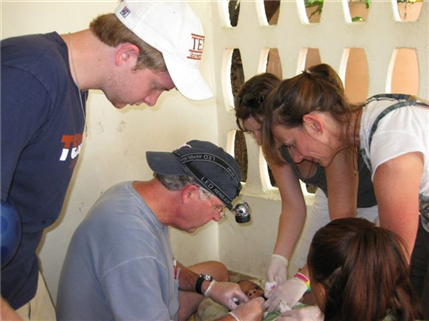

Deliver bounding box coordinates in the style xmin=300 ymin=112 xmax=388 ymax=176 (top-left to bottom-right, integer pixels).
xmin=146 ymin=151 xmax=187 ymax=176
xmin=163 ymin=55 xmax=213 ymax=101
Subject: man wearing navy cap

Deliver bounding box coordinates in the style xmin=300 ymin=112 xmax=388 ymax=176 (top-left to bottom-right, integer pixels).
xmin=56 ymin=141 xmax=264 ymax=321
xmin=1 ymin=1 xmax=213 ymax=319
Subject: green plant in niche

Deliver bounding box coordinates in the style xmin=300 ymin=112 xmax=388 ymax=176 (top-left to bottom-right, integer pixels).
xmin=229 ymin=0 xmax=419 ymax=24
xmin=304 ymin=0 xmax=371 ymax=22
xmin=352 ymin=0 xmax=371 ymax=22
xmin=306 ymin=0 xmax=421 ymax=22
xmin=304 ymin=0 xmax=324 ymax=20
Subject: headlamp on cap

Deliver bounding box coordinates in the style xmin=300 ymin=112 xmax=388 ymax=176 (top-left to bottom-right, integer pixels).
xmin=232 ymin=202 xmax=251 ymax=223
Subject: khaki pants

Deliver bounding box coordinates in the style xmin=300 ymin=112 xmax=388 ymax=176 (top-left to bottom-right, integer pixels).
xmin=16 ymin=272 xmax=56 ymax=321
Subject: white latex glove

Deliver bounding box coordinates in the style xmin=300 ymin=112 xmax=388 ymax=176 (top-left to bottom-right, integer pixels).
xmin=266 ymin=254 xmax=289 ymax=285
xmin=229 ymin=297 xmax=265 ymax=321
xmin=264 ymin=281 xmax=278 ymax=298
xmin=206 ymin=280 xmax=248 ymax=310
xmin=278 ymin=306 xmax=323 ymax=321
xmin=265 ymin=277 xmax=307 ymax=313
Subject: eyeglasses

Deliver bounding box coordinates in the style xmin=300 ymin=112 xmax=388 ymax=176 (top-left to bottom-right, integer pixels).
xmin=239 ymin=93 xmax=266 ymax=109
xmin=212 ymin=202 xmax=226 ymax=218
xmin=200 ymin=188 xmax=226 ymax=219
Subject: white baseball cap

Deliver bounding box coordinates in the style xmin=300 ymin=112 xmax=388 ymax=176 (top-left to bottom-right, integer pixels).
xmin=115 ymin=1 xmax=213 ymax=101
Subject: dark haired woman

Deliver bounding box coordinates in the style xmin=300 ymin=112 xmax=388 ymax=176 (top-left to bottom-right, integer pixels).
xmin=235 ymin=73 xmax=378 ymax=313
xmin=298 ymin=218 xmax=422 ymax=321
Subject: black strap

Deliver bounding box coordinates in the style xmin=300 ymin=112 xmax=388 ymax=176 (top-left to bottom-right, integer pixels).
xmin=367 ymin=95 xmax=428 ymax=158
xmin=173 ymin=151 xmax=241 ymax=210
xmin=195 ymin=274 xmax=212 ymax=295
xmin=364 ymin=94 xmax=429 ymax=220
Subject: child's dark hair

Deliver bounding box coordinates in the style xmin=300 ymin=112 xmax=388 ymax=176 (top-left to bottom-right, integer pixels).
xmin=308 ymin=218 xmax=423 ymax=321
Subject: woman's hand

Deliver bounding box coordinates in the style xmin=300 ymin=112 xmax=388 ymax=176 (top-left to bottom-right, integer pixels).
xmin=226 ymin=297 xmax=265 ymax=321
xmin=265 ymin=278 xmax=307 ymax=313
xmin=278 ymin=306 xmax=323 ymax=321
xmin=265 ymin=254 xmax=288 ymax=285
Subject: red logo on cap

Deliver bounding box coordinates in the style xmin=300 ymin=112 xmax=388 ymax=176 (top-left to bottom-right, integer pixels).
xmin=187 ymin=33 xmax=205 ymax=61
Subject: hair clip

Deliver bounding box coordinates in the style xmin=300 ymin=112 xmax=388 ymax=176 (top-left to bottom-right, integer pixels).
xmin=239 ymin=93 xmax=266 ymax=109
xmin=304 ymin=69 xmax=312 ymax=75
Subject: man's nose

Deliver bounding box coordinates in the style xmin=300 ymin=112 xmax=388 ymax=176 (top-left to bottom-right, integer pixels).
xmin=144 ymin=91 xmax=163 ymax=106
xmin=213 ymin=213 xmax=221 ymax=222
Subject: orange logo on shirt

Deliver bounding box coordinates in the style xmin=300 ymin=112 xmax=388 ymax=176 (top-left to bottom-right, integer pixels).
xmin=60 ymin=134 xmax=83 ymax=168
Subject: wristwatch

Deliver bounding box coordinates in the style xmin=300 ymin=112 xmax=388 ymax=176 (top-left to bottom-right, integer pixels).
xmin=195 ymin=274 xmax=213 ymax=295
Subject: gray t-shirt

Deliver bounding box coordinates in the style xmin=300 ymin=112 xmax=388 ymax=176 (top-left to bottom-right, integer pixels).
xmin=56 ymin=181 xmax=179 ymax=320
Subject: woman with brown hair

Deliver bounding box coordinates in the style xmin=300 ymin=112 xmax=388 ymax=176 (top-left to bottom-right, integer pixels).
xmin=235 ymin=73 xmax=378 ymax=313
xmin=263 ymin=63 xmax=429 ymax=318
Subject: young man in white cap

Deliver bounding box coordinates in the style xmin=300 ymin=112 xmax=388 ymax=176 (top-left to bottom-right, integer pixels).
xmin=56 ymin=140 xmax=264 ymax=321
xmin=1 ymin=1 xmax=212 ymax=320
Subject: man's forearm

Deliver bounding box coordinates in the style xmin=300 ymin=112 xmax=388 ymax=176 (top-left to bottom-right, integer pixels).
xmin=176 ymin=262 xmax=205 ymax=293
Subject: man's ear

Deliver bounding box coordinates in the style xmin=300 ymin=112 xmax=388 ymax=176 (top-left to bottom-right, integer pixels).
xmin=181 ymin=184 xmax=199 ymax=204
xmin=115 ymin=43 xmax=140 ymax=67
xmin=303 ymin=113 xmax=324 ymax=136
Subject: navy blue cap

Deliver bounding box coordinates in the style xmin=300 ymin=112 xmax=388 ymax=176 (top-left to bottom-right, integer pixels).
xmin=146 ymin=140 xmax=242 ymax=210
